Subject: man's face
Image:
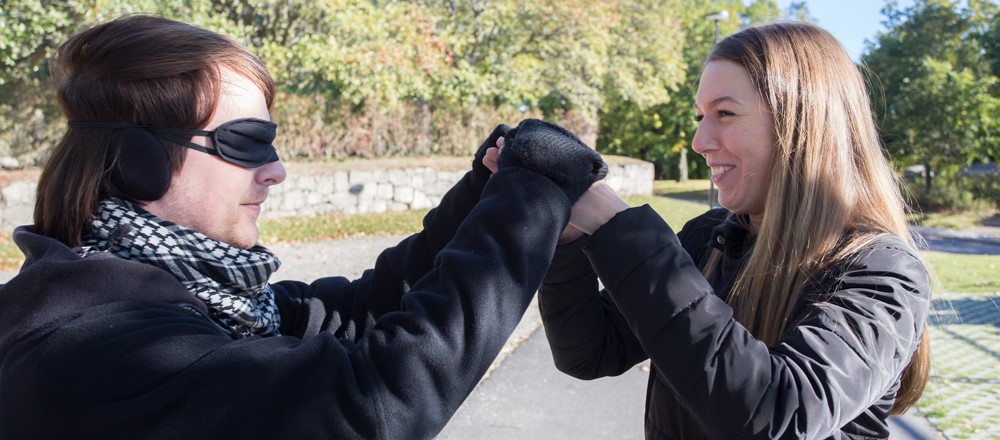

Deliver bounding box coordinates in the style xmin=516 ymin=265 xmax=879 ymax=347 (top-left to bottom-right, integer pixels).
xmin=144 ymin=67 xmax=286 ymax=249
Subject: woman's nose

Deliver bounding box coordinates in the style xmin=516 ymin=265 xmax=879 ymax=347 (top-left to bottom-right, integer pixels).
xmin=691 ymin=125 xmax=714 ymax=156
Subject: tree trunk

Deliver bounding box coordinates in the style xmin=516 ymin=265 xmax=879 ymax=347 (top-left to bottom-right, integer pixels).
xmin=677 ymin=148 xmax=688 ymax=182
xmin=923 ymin=161 xmax=933 ymax=194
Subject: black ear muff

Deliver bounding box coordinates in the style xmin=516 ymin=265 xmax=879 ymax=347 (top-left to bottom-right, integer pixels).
xmin=110 ymin=128 xmax=172 ymax=201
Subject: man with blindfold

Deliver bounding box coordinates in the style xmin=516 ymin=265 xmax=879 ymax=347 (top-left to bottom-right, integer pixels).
xmin=0 ymin=15 xmax=608 ymax=438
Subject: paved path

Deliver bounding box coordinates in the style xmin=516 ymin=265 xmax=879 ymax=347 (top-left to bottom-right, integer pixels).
xmin=439 ymin=324 xmax=650 ymax=440
xmin=912 ymin=226 xmax=1000 ymax=255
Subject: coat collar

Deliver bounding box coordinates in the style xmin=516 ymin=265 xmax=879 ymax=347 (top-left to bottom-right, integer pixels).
xmin=709 ymin=213 xmax=755 ymax=258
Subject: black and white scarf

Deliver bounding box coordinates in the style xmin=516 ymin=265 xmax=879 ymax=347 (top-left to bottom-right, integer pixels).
xmin=78 ymin=197 xmax=282 ymax=338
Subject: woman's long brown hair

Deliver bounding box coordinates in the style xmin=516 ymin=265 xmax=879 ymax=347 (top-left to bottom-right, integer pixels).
xmin=706 ymin=22 xmax=930 ymax=415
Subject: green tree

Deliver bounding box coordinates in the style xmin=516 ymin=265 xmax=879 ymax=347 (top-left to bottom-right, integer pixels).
xmin=414 ymin=0 xmax=687 ymax=144
xmin=0 ymin=0 xmax=90 ymax=163
xmin=0 ymin=0 xmax=80 ymax=86
xmin=893 ymin=58 xmax=998 ymax=192
xmin=864 ymin=0 xmax=998 ymax=195
xmin=0 ymin=0 xmax=839 ymax=168
xmin=596 ymin=0 xmax=793 ymax=179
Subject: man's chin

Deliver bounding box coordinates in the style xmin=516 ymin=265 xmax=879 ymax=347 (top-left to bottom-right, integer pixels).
xmin=221 ymin=227 xmax=259 ymax=250
xmin=234 ymin=234 xmax=260 ymax=250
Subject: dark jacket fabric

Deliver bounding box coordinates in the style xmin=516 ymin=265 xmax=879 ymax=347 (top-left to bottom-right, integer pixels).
xmin=539 ymin=206 xmax=930 ymax=440
xmin=0 ymin=168 xmax=569 ymax=439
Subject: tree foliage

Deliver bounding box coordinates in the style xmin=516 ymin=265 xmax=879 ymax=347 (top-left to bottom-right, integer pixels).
xmin=0 ymin=0 xmax=91 ymax=162
xmin=0 ymin=0 xmax=696 ymax=163
xmin=863 ymin=0 xmax=999 ymax=196
xmin=3 ymin=0 xmax=996 ymax=204
xmin=597 ymin=0 xmax=802 ymax=179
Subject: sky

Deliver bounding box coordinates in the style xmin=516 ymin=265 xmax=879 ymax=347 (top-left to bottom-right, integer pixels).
xmin=772 ymin=0 xmax=917 ymax=61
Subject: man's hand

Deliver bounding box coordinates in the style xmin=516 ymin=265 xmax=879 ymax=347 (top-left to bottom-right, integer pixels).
xmin=487 ymin=134 xmax=585 ymax=244
xmin=482 ymin=136 xmax=504 ymax=174
xmin=471 ymin=124 xmax=511 ymax=191
xmin=498 ymin=119 xmax=608 ymax=203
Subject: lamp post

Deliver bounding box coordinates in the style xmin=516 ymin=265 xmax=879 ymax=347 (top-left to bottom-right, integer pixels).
xmin=703 ymin=10 xmax=729 ymax=208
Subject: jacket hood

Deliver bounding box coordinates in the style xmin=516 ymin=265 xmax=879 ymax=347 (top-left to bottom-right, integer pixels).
xmin=0 ymin=226 xmax=200 ymax=353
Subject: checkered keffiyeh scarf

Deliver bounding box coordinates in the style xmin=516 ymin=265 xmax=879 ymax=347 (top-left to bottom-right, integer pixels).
xmin=78 ymin=197 xmax=282 ymax=338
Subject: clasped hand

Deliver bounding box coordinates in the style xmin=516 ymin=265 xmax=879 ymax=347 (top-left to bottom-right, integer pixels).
xmin=480 ymin=125 xmax=630 ymax=244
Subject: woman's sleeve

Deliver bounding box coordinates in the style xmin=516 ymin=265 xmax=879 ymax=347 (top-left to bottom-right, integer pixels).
xmin=274 ymin=170 xmax=484 ymax=339
xmin=584 ymin=205 xmax=931 ymax=439
xmin=538 ymin=230 xmax=648 ymax=380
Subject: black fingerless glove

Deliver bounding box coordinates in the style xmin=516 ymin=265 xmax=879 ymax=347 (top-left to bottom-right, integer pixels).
xmin=470 ymin=123 xmax=512 ymax=194
xmin=499 ymin=119 xmax=608 ymax=203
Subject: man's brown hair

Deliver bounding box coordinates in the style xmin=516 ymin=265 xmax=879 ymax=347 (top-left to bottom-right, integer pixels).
xmin=36 ymin=15 xmax=275 ymax=246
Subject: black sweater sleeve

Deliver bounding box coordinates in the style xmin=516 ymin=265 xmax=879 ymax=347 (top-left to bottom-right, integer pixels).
xmin=584 ymin=205 xmax=931 ymax=439
xmin=8 ymin=168 xmax=570 ymax=440
xmin=273 ymin=171 xmax=483 ymax=340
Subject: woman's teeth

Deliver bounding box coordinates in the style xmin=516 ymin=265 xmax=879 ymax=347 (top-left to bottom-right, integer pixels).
xmin=711 ymin=166 xmax=734 ymax=177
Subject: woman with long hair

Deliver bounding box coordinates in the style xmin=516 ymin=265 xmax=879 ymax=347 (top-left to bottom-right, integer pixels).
xmin=540 ymin=22 xmax=930 ymax=439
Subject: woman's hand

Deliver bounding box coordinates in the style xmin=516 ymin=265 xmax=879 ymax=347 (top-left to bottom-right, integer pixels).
xmin=557 ymin=224 xmax=586 ymax=244
xmin=569 ymin=181 xmax=630 ymax=235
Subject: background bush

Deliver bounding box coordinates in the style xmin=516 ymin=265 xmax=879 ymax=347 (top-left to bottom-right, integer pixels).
xmin=1 ymin=0 xmax=997 ymax=206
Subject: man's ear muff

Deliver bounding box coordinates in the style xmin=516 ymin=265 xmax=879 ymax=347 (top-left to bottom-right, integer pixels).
xmin=109 ymin=128 xmax=172 ymax=201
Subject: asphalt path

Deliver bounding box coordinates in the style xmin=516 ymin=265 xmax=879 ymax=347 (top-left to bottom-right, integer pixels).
xmin=439 ymin=325 xmax=649 ymax=440
xmin=912 ymin=227 xmax=1000 ymax=255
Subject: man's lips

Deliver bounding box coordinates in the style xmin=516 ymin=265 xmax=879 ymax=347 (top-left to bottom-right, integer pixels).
xmin=241 ymin=200 xmax=265 ymax=214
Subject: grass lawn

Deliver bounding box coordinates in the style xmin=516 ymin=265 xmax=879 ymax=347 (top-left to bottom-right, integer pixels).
xmin=258 ymin=208 xmax=430 ymax=244
xmin=922 ymin=251 xmax=1000 ymax=294
xmin=624 ymin=193 xmax=711 ymax=228
xmin=909 ymin=209 xmax=999 ymax=231
xmin=652 ymin=179 xmax=714 ymax=203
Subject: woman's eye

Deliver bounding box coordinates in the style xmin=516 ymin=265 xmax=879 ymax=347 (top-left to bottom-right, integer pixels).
xmin=693 ymin=114 xmax=704 ymax=122
xmin=717 ymin=110 xmax=734 ymax=118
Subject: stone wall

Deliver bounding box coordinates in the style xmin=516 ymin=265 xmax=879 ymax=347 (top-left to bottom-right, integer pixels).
xmin=0 ymin=155 xmax=653 ymax=228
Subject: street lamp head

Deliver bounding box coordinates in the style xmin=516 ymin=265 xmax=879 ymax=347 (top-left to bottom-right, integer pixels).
xmin=704 ymin=10 xmax=730 ymax=22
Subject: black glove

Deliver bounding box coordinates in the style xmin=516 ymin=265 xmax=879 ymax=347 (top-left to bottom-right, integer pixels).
xmin=470 ymin=123 xmax=512 ymax=194
xmin=499 ymin=119 xmax=608 ymax=203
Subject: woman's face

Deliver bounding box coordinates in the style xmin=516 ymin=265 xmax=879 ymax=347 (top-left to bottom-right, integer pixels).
xmin=692 ymin=59 xmax=776 ymax=229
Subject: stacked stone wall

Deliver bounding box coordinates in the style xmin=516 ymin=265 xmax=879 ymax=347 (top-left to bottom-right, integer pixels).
xmin=0 ymin=155 xmax=653 ymax=228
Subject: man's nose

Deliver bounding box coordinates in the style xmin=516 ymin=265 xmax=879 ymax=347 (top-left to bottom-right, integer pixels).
xmin=257 ymin=160 xmax=287 ymax=186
